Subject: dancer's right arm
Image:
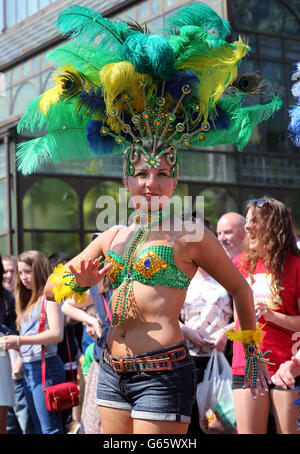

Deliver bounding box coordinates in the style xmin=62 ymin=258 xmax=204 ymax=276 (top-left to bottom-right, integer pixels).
xmin=44 ymin=226 xmax=120 ymax=301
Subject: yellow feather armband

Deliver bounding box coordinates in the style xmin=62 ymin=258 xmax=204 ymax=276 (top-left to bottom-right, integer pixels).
xmin=225 ymin=324 xmax=264 ymax=344
xmin=49 ymin=263 xmax=89 ymax=304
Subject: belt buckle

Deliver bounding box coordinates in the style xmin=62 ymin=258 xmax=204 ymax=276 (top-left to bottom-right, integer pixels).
xmin=115 ymin=358 xmax=127 ymax=373
xmin=139 ymin=357 xmax=172 ymax=372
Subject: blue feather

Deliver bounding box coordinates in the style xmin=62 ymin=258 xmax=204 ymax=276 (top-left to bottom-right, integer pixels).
xmin=211 ymin=106 xmax=230 ymax=129
xmin=164 ymin=71 xmax=200 ymax=99
xmin=86 ymin=120 xmax=115 ymax=155
xmin=188 ymin=106 xmax=229 ymax=133
xmin=80 ymin=87 xmax=105 ymax=114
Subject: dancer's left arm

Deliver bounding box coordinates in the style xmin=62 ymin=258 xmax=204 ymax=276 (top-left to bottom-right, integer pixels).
xmin=190 ymin=228 xmax=256 ymax=331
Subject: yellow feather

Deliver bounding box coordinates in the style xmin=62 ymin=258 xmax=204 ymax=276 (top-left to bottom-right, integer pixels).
xmin=38 ymin=85 xmax=63 ymax=115
xmin=176 ymin=37 xmax=249 ymax=121
xmin=38 ymin=64 xmax=92 ymax=115
xmin=100 ymin=62 xmax=154 ymax=132
xmin=226 ymin=324 xmax=264 ymax=343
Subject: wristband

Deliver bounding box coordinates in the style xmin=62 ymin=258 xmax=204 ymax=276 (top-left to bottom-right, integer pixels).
xmin=225 ymin=325 xmax=274 ymax=387
xmin=50 ymin=263 xmax=94 ymax=304
xmin=225 ymin=325 xmax=264 ymax=343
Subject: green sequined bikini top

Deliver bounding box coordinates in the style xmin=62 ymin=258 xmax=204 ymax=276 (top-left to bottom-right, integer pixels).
xmin=102 ymin=209 xmax=192 ymax=326
xmin=104 ymin=245 xmax=191 ymax=290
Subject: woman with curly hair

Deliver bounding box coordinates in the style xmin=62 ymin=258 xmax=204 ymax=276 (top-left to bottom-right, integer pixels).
xmin=231 ymin=197 xmax=300 ymax=434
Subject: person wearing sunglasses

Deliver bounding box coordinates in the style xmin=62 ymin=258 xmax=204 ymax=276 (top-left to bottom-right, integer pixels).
xmin=230 ymin=197 xmax=300 ymax=434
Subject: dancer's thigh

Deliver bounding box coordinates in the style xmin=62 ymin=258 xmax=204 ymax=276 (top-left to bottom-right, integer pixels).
xmin=133 ymin=418 xmax=188 ymax=434
xmin=233 ymin=388 xmax=270 ymax=434
xmin=98 ymin=406 xmax=133 ymax=434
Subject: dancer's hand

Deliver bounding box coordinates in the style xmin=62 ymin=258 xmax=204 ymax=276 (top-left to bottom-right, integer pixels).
xmin=69 ymin=259 xmax=112 ymax=288
xmin=244 ymin=361 xmax=272 ymax=398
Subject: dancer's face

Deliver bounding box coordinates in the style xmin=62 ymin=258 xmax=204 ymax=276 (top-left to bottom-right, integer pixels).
xmin=125 ymin=155 xmax=177 ymax=211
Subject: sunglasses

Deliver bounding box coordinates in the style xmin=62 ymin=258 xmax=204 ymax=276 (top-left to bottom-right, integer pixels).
xmin=247 ymin=198 xmax=269 ymax=208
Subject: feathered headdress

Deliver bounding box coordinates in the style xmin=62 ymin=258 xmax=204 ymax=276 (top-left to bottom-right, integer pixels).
xmin=288 ymin=62 xmax=300 ymax=147
xmin=16 ymin=3 xmax=282 ymax=176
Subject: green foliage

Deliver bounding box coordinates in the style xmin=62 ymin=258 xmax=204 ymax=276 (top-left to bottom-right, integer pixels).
xmin=23 ymin=178 xmax=79 ymax=230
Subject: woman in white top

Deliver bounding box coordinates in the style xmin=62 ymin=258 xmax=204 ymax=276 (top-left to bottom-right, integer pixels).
xmin=0 ymin=251 xmax=65 ymax=434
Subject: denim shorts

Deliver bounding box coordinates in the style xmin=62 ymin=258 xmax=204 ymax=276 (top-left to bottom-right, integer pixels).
xmin=97 ymin=340 xmax=197 ymax=423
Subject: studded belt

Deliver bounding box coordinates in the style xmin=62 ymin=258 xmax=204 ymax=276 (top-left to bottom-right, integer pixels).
xmin=103 ymin=345 xmax=187 ymax=373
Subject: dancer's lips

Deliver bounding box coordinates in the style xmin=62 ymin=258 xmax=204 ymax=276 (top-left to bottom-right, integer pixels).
xmin=144 ymin=192 xmax=160 ymax=199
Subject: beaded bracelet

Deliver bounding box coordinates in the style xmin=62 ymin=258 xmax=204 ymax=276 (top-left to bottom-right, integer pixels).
xmin=243 ymin=341 xmax=273 ymax=386
xmin=50 ymin=263 xmax=93 ymax=304
xmin=226 ymin=325 xmax=274 ymax=387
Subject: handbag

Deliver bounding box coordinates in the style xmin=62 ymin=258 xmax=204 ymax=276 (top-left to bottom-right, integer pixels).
xmin=39 ymin=296 xmax=79 ymax=413
xmin=196 ymin=349 xmax=236 ymax=434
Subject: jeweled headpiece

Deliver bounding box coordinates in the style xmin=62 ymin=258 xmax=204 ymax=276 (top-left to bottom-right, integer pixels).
xmin=16 ymin=3 xmax=282 ymax=176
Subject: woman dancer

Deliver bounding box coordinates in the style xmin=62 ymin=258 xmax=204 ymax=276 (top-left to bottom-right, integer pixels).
xmin=44 ymin=149 xmax=272 ymax=434
xmin=16 ymin=4 xmax=280 ymax=435
xmin=229 ymin=197 xmax=300 ymax=434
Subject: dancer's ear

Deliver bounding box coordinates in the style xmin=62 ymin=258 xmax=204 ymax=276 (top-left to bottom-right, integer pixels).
xmin=123 ymin=176 xmax=130 ymax=192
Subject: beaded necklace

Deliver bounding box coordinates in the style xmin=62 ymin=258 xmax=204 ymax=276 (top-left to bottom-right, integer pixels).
xmin=110 ymin=208 xmax=170 ymax=326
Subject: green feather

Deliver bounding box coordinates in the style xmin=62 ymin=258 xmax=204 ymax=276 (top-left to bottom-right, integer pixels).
xmin=194 ymin=93 xmax=282 ymax=152
xmin=47 ymin=41 xmax=120 ymax=85
xmin=16 ymin=131 xmax=91 ymax=175
xmin=17 ymin=95 xmax=46 ymax=134
xmin=56 ymin=5 xmax=128 ymax=44
xmin=166 ymin=3 xmax=231 ymax=40
xmin=16 ymin=103 xmax=94 ymax=174
xmin=234 ymin=94 xmax=282 ymax=151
